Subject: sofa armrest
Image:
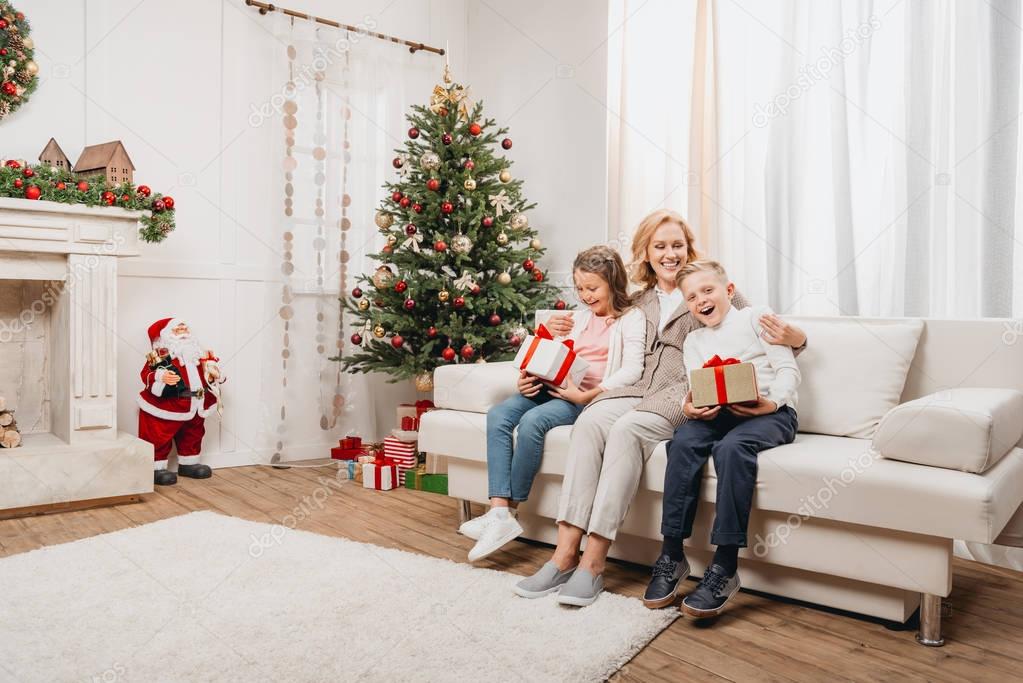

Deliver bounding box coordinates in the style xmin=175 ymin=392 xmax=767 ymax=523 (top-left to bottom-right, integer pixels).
xmin=433 ymin=361 xmax=520 ymax=413
xmin=872 ymin=388 xmax=1023 ymax=473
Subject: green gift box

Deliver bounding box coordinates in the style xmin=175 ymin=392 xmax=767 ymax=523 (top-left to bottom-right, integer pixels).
xmin=404 ymin=467 xmax=448 ymax=495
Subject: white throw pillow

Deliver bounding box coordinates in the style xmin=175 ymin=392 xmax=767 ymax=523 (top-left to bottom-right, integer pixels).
xmin=788 ymin=317 xmax=924 ymax=438
xmin=872 ymin=388 xmax=1023 ymax=473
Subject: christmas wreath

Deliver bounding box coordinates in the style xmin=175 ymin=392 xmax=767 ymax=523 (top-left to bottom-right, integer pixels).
xmin=0 ymin=1 xmax=38 ymax=121
xmin=0 ymin=160 xmax=176 ymax=243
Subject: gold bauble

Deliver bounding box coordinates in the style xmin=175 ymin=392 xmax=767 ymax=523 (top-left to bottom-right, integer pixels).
xmin=22 ymin=37 xmax=34 ymax=50
xmin=499 ymin=170 xmax=512 ymax=183
xmin=371 ymin=265 xmax=395 ymax=289
xmin=415 ymin=371 xmax=434 ymax=392
xmin=496 ymin=232 xmax=509 ymax=246
xmin=24 ymin=60 xmax=38 ymax=76
xmin=438 ymin=289 xmax=450 ymax=303
xmin=463 ymin=178 xmax=477 ymax=191
xmin=373 ymin=325 xmax=386 ymax=339
xmin=375 ymin=211 xmax=394 ymax=229
xmin=510 ymin=212 xmax=529 ymax=230
xmin=497 ymin=272 xmax=512 ymax=285
xmin=530 ymin=238 xmax=542 ymax=250
xmin=387 ymin=234 xmax=398 ymax=246
xmin=357 ymin=299 xmax=370 ymax=311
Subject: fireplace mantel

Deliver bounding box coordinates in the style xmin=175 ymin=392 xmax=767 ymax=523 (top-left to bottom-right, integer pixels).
xmin=0 ymin=198 xmax=153 ymax=515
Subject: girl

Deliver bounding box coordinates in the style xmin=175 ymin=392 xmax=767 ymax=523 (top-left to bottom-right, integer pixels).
xmin=461 ymin=245 xmax=646 ymax=562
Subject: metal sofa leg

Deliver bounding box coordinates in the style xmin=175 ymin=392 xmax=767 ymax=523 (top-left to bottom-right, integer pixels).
xmin=916 ymin=593 xmax=945 ymax=647
xmin=457 ymin=499 xmax=472 ymax=526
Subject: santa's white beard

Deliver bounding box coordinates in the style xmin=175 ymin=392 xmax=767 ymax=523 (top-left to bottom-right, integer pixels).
xmin=161 ymin=333 xmax=202 ymax=366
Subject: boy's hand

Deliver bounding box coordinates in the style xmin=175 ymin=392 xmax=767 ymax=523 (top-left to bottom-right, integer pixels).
xmin=728 ymin=396 xmax=778 ymax=417
xmin=759 ymin=312 xmax=806 ymax=348
xmin=683 ymin=392 xmax=721 ymax=420
xmin=517 ymin=370 xmax=543 ymax=398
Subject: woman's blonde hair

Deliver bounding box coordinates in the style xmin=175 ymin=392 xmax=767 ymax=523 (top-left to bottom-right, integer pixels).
xmin=628 ymin=209 xmax=700 ymax=289
xmin=573 ymin=245 xmax=633 ymax=317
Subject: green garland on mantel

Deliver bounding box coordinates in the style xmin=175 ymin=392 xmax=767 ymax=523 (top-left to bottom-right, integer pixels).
xmin=0 ymin=160 xmax=175 ymax=243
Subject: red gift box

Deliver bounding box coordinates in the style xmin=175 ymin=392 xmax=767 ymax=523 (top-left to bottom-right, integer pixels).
xmin=340 ymin=436 xmax=362 ymax=450
xmin=331 ymin=435 xmax=372 ymax=460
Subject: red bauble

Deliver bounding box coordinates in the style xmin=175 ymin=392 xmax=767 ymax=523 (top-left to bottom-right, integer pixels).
xmin=55 ymin=181 xmax=66 ymax=191
xmin=509 ymin=334 xmax=523 ymax=347
xmin=101 ymin=191 xmax=116 ymax=206
xmin=76 ymin=180 xmax=90 ymax=192
xmin=408 ymin=127 xmax=420 ymax=139
xmin=405 ymin=223 xmax=417 ymax=236
xmin=460 ymin=344 xmax=475 ymax=360
xmin=392 ymin=157 xmax=404 ymax=169
xmin=533 ymin=270 xmax=544 ymax=282
xmin=350 ymin=333 xmax=363 ymax=345
xmin=0 ymin=19 xmax=6 ymax=29
xmin=399 ymin=196 xmax=411 ymax=208
xmin=481 ymin=216 xmax=494 ymax=228
xmin=412 ymin=203 xmax=423 ymax=213
xmin=382 ymin=245 xmax=393 ymax=254
xmin=426 ymin=326 xmax=438 ymax=339
xmin=442 ymin=347 xmax=457 ymax=362
xmin=394 ymin=280 xmax=408 ymax=294
xmin=375 ymin=298 xmax=384 ymax=307
xmin=137 ymin=185 xmax=151 ymax=197
xmin=469 ymin=122 xmax=482 ymax=136
xmin=24 ymin=185 xmax=41 ymax=201
xmin=441 ymin=133 xmax=453 ymax=145
xmin=464 ymin=159 xmax=475 ymax=170
xmin=439 ymin=106 xmax=449 ymax=117
xmin=488 ymin=313 xmax=502 ymax=326
xmin=470 ymin=283 xmax=481 ymax=296
xmin=153 ymin=199 xmax=166 ymax=212
xmin=404 ymin=298 xmax=416 ymax=311
xmin=162 ymin=196 xmax=175 ymax=209
xmin=1 ymin=82 xmax=16 ymax=96
xmin=13 ymin=178 xmax=23 ymax=189
xmin=391 ymin=335 xmax=405 ymax=349
xmin=392 ymin=191 xmax=403 ymax=202
xmin=22 ymin=168 xmax=34 ymax=178
xmin=502 ymin=138 xmax=513 ymax=150
xmin=434 ymin=240 xmax=447 ymax=252
xmin=351 ymin=287 xmax=363 ymax=298
xmin=0 ymin=48 xmax=6 ymax=56
xmin=4 ymin=159 xmax=20 ymax=168
xmin=441 ymin=202 xmax=454 ymax=214
xmin=554 ymin=299 xmax=567 ymax=310
xmin=453 ymin=296 xmax=465 ymax=309
xmin=522 ymin=258 xmax=535 ymax=272
xmin=120 ymin=194 xmax=131 ymax=203
xmin=426 ymin=178 xmax=440 ymax=192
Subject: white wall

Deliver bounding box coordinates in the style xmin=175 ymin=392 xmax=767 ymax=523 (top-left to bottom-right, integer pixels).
xmin=1 ymin=0 xmax=468 ymax=466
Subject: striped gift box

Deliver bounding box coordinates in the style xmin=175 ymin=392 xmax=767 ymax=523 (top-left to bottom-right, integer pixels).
xmin=383 ymin=436 xmax=418 ymax=484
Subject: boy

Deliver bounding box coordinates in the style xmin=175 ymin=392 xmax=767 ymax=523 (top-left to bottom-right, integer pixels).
xmin=643 ymin=260 xmax=800 ymax=617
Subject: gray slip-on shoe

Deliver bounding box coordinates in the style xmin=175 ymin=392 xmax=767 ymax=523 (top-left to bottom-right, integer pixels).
xmin=556 ymin=568 xmax=604 ymax=607
xmin=513 ymin=561 xmax=576 ymax=598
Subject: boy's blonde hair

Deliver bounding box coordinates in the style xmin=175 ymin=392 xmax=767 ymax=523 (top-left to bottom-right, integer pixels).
xmin=676 ymin=259 xmax=729 ymax=288
xmin=628 ymin=209 xmax=700 ymax=288
xmin=573 ymin=245 xmax=633 ymax=316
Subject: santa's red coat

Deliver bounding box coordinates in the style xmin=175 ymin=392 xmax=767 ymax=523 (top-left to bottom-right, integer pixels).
xmin=137 ymin=357 xmax=218 ymax=421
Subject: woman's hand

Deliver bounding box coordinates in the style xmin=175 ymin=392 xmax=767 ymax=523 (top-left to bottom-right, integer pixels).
xmin=549 ymin=377 xmax=597 ymax=406
xmin=728 ymin=396 xmax=778 ymax=418
xmin=517 ymin=370 xmax=543 ymax=398
xmin=759 ymin=313 xmax=806 ymax=348
xmin=682 ymin=392 xmax=720 ymax=420
xmin=544 ymin=313 xmax=574 ymax=338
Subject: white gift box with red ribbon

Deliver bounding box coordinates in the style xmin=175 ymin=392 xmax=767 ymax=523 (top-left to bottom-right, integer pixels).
xmin=513 ymin=324 xmax=590 ymax=386
xmin=363 ymin=459 xmax=398 ymax=491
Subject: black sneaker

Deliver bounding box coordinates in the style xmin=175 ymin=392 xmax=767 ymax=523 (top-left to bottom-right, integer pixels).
xmin=681 ymin=564 xmax=740 ymax=618
xmin=642 ymin=554 xmax=690 ymax=609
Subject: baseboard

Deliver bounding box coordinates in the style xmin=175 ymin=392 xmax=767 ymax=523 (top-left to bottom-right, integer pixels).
xmin=0 ymin=494 xmax=143 ymax=521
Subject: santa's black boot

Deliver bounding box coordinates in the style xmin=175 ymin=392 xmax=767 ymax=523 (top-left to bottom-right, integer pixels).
xmin=154 ymin=469 xmax=178 ymax=486
xmin=178 ymin=463 xmax=213 ymax=479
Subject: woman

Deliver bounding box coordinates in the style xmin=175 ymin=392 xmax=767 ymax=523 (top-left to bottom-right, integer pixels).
xmin=513 ymin=209 xmax=806 ymax=605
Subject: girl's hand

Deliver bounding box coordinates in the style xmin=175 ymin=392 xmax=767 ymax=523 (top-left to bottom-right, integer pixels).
xmin=517 ymin=370 xmax=543 ymax=398
xmin=682 ymin=392 xmax=720 ymax=420
xmin=728 ymin=397 xmax=778 ymax=418
xmin=759 ymin=313 xmax=806 ymax=348
xmin=544 ymin=313 xmax=574 ymax=338
xmin=549 ymin=377 xmax=594 ymax=406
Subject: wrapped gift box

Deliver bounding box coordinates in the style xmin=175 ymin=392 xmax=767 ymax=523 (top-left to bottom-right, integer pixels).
xmin=363 ymin=458 xmax=398 ymax=491
xmin=404 ymin=465 xmax=448 ymax=495
xmin=331 ymin=435 xmax=369 ymax=460
xmin=396 ymin=400 xmax=435 ymax=432
xmin=513 ymin=324 xmax=590 ymax=386
xmin=339 ymin=460 xmax=363 ymax=483
xmin=383 ymin=436 xmax=418 ymax=484
xmin=690 ymin=355 xmax=759 ymax=408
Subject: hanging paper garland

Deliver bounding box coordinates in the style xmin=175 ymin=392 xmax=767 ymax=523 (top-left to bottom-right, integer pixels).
xmin=0 ymin=2 xmax=38 ymax=121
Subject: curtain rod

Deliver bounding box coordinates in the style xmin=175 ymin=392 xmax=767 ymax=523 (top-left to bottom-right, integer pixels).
xmin=244 ymin=0 xmax=446 ymax=56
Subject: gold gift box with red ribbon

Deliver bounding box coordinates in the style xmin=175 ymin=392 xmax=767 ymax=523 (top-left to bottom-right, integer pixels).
xmin=690 ymin=355 xmax=759 ymax=408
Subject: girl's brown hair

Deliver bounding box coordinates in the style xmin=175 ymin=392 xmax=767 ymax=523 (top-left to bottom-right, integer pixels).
xmin=628 ymin=209 xmax=700 ymax=289
xmin=573 ymin=245 xmax=633 ymax=317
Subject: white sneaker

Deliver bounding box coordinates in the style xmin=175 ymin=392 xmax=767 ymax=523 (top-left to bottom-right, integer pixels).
xmin=458 ymin=507 xmax=515 ymax=540
xmin=467 ymin=515 xmax=524 ymax=562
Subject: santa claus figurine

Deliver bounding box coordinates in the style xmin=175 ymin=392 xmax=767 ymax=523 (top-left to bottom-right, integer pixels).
xmin=137 ymin=318 xmax=226 ymax=486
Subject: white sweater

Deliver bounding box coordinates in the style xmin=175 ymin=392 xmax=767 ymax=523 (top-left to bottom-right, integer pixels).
xmin=683 ymin=304 xmax=801 ymax=410
xmin=538 ymin=307 xmax=646 ymax=391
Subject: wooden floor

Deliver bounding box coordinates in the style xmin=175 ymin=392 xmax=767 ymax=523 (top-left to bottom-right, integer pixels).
xmin=3 ymin=461 xmax=1023 ymax=682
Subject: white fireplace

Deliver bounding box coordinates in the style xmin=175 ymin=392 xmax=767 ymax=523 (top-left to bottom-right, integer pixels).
xmin=0 ymin=197 xmax=152 ymax=514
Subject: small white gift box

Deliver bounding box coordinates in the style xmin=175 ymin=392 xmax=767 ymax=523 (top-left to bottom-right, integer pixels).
xmin=512 ymin=324 xmax=590 ymax=387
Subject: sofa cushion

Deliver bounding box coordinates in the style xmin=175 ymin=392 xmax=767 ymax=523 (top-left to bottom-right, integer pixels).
xmin=788 ymin=317 xmax=923 ymax=438
xmin=432 ymin=361 xmax=518 ymax=413
xmin=871 ymin=388 xmax=1023 ymax=473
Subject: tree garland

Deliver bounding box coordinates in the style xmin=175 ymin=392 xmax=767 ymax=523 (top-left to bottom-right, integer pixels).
xmin=0 ymin=1 xmax=38 ymax=121
xmin=0 ymin=160 xmax=176 ymax=243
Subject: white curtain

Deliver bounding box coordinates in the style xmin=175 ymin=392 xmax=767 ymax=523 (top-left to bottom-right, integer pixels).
xmin=610 ymin=0 xmax=1023 ymax=567
xmin=264 ymin=16 xmax=436 ymax=461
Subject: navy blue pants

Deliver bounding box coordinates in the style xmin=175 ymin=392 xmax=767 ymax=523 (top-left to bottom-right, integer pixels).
xmin=661 ymin=406 xmax=798 ymax=547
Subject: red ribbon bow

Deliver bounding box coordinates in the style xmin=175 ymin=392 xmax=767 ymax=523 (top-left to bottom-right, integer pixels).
xmin=702 ymin=355 xmax=741 ymax=405
xmin=370 ymin=454 xmax=397 ymax=489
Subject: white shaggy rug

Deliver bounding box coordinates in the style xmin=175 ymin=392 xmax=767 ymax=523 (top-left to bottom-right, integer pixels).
xmin=0 ymin=511 xmax=676 ymax=682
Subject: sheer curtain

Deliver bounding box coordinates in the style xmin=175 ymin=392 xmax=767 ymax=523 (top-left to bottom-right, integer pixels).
xmin=610 ymin=0 xmax=1023 ymax=566
xmin=263 ymin=16 xmax=435 ymax=462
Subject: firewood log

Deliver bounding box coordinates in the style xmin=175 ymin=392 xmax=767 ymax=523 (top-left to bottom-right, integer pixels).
xmin=0 ymin=428 xmax=21 ymax=448
xmin=0 ymin=411 xmax=13 ymax=427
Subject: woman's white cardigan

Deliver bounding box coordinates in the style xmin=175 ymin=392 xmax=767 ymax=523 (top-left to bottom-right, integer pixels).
xmin=553 ymin=307 xmax=646 ymax=391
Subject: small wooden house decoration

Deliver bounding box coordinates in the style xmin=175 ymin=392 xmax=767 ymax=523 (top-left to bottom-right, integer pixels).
xmin=38 ymin=137 xmax=72 ymax=171
xmin=72 ymin=140 xmax=135 ymax=186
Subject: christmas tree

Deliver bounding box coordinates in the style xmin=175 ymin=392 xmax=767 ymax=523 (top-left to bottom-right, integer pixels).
xmin=339 ymin=67 xmax=563 ymax=390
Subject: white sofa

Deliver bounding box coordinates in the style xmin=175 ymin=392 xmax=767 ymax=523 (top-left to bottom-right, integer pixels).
xmin=418 ymin=315 xmax=1023 ymax=646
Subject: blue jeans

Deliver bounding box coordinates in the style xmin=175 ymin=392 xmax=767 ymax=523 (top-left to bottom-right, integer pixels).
xmin=486 ymin=392 xmax=583 ymax=502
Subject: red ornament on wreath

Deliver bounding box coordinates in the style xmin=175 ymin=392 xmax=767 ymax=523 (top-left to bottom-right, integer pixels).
xmin=153 ymin=199 xmax=166 ymax=212
xmin=427 ymin=178 xmax=440 ymax=192
xmin=1 ymin=82 xmax=15 ymax=96
xmin=120 ymin=194 xmax=131 ymax=203
xmin=24 ymin=185 xmax=41 ymax=201
xmin=469 ymin=122 xmax=482 ymax=136
xmin=394 ymin=280 xmax=408 ymax=294
xmin=22 ymin=168 xmax=34 ymax=178
xmin=460 ymin=344 xmax=475 ymax=360
xmin=163 ymin=196 xmax=175 ymax=210
xmin=102 ymin=191 xmax=116 ymax=206
xmin=55 ymin=181 xmax=66 ymax=191
xmin=137 ymin=185 xmax=152 ymax=197
xmin=442 ymin=347 xmax=456 ymax=362
xmin=76 ymin=180 xmax=89 ymax=192
xmin=13 ymin=178 xmax=23 ymax=189
xmin=441 ymin=202 xmax=454 ymax=214
xmin=4 ymin=160 xmax=20 ymax=168
xmin=391 ymin=335 xmax=405 ymax=349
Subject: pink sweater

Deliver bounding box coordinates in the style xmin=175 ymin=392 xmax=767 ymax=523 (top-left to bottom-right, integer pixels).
xmin=572 ymin=313 xmax=614 ymax=390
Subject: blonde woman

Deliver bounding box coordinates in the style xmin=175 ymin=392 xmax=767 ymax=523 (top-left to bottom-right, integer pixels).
xmin=514 ymin=209 xmax=807 ymax=606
